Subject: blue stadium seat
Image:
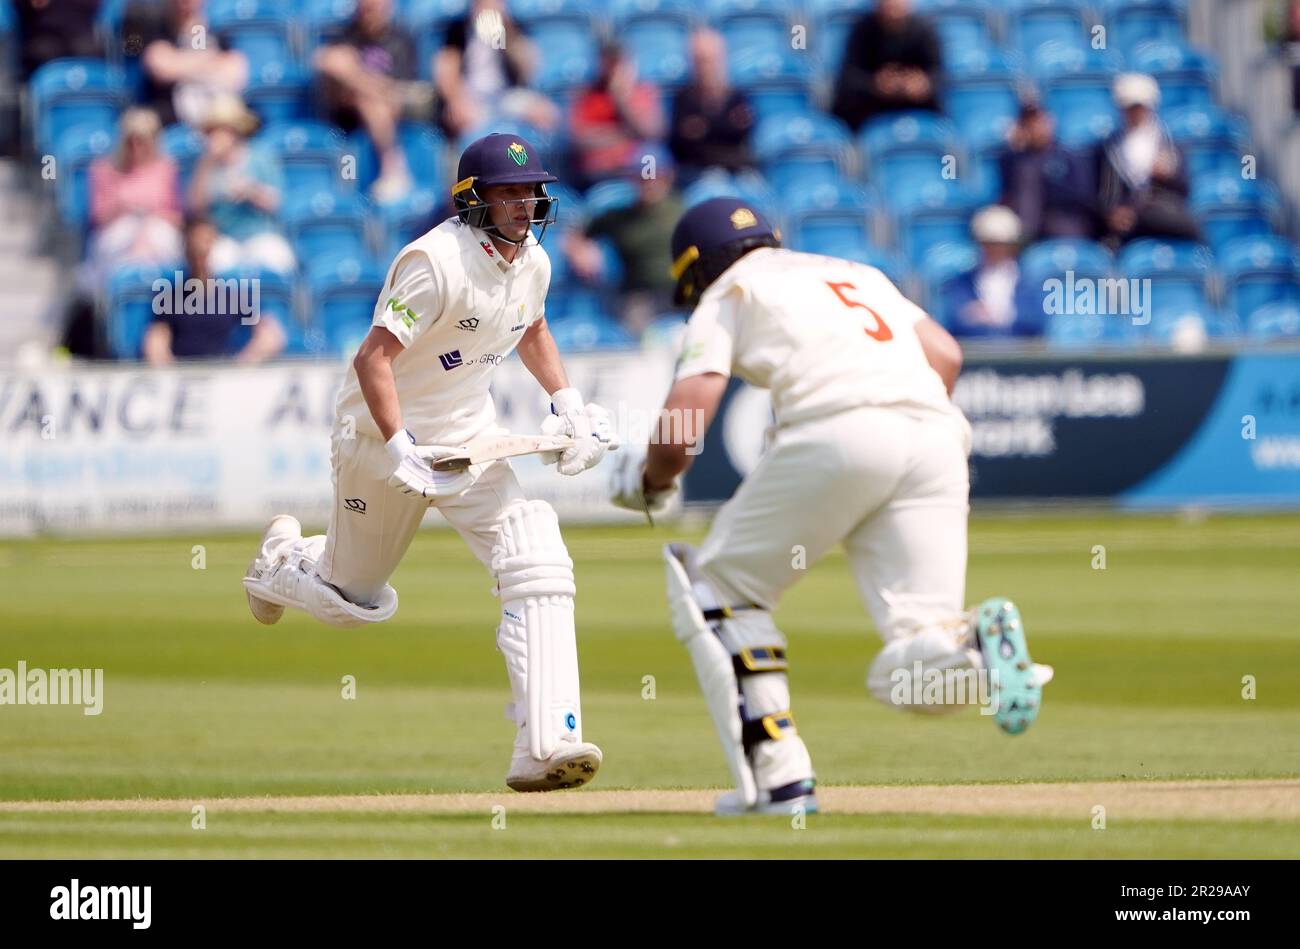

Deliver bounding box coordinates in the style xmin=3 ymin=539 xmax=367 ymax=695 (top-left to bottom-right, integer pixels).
xmin=922 ymin=240 xmax=980 ymax=325
xmin=1102 ymin=0 xmax=1186 ymax=55
xmin=1022 ymin=238 xmax=1114 ymax=280
xmin=1141 ymin=302 xmax=1239 ymax=345
xmin=812 ymin=9 xmax=861 ymax=77
xmin=256 ymin=120 xmax=348 ymax=195
xmin=1218 ymin=235 xmax=1300 ymax=323
xmin=531 ymin=18 xmax=599 ymax=94
xmin=619 ymin=15 xmax=692 ymax=87
xmin=1164 ymin=104 xmax=1248 ymax=178
xmin=374 ymin=188 xmax=440 ymax=260
xmin=105 ymin=263 xmax=175 ymax=360
xmin=608 ymin=0 xmax=694 ymax=17
xmin=780 ymin=177 xmax=869 ymax=214
xmin=753 ymin=111 xmax=854 ymax=165
xmin=1245 ymin=302 xmax=1300 ymax=340
xmin=891 ymin=182 xmax=980 ymax=263
xmin=400 ymin=0 xmax=469 ymax=27
xmin=304 ymin=0 xmax=359 ymax=48
xmin=348 ymin=121 xmax=444 ymax=194
xmin=1025 ymin=38 xmax=1118 ymax=80
xmin=1131 ymin=41 xmax=1218 ymax=110
xmin=1044 ymin=72 xmax=1118 ymax=147
xmin=208 ymin=0 xmax=295 ymax=69
xmin=679 ymin=168 xmax=779 ymax=212
xmin=30 ymin=59 xmax=127 ymax=154
xmin=1045 ymin=311 xmax=1139 ymax=348
xmin=306 ymin=255 xmax=388 ymax=355
xmin=729 ymin=50 xmax=814 ymax=122
xmin=285 ymin=190 xmax=372 ymax=267
xmin=244 ymin=65 xmax=313 ymax=126
xmin=1118 ymin=238 xmax=1213 ymax=319
xmin=1005 ymin=0 xmax=1090 ymax=58
xmin=1190 ymin=174 xmax=1280 ymax=250
xmin=717 ymin=12 xmax=790 ymax=61
xmin=912 ymin=0 xmax=995 ymax=54
xmin=861 ymin=112 xmax=960 ymax=198
xmin=54 ymin=124 xmax=117 ymax=230
xmin=159 ymin=123 xmax=206 ymax=193
xmin=945 ymin=75 xmax=1021 ymax=152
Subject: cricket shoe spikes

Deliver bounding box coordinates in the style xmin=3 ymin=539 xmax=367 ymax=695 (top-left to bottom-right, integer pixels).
xmin=244 ymin=514 xmax=302 ymax=625
xmin=973 ymin=597 xmax=1050 ymax=735
xmin=506 ymin=741 xmax=602 ymax=792
xmin=715 ymin=779 xmax=818 ymax=816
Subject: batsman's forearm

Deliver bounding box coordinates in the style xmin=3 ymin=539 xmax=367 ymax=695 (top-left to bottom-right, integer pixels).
xmin=517 ymin=319 xmax=570 ymax=395
xmin=355 ymin=352 xmax=404 ymax=442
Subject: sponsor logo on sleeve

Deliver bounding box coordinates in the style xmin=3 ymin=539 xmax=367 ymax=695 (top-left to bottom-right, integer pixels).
xmin=387 ymin=297 xmax=419 ymax=328
xmin=344 ymin=498 xmax=367 ymax=514
xmin=457 ymin=317 xmax=479 ymax=331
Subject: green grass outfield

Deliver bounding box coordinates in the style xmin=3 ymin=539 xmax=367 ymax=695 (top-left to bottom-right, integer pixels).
xmin=0 ymin=511 xmax=1297 ymax=858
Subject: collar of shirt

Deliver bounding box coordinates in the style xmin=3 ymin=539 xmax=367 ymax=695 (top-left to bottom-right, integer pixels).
xmin=462 ymin=222 xmax=533 ymax=276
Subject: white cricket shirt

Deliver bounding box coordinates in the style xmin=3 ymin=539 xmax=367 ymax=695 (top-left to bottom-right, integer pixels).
xmin=334 ymin=217 xmax=551 ymax=445
xmin=673 ymin=247 xmax=964 ymax=429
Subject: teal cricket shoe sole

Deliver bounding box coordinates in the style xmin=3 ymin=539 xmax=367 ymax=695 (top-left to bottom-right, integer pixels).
xmin=974 ymin=597 xmax=1044 ymax=735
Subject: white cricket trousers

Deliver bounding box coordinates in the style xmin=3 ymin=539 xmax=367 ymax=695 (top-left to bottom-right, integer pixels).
xmin=314 ymin=431 xmax=526 ymax=605
xmin=695 ymin=405 xmax=972 ymax=646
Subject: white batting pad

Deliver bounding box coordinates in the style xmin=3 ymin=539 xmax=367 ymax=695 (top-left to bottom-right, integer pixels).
xmin=492 ymin=500 xmax=581 ymax=760
xmin=664 ymin=544 xmax=758 ymax=807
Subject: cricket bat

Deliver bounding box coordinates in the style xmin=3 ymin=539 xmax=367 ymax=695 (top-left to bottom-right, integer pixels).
xmin=430 ymin=433 xmax=576 ymax=471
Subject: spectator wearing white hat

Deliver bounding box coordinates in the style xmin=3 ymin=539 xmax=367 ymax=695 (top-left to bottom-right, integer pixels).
xmin=1093 ymin=73 xmax=1200 ymax=246
xmin=940 ymin=205 xmax=1042 ymax=339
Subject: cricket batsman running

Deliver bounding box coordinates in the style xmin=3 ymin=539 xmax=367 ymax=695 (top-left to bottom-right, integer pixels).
xmin=243 ymin=133 xmax=614 ymax=792
xmin=609 ymin=198 xmax=1054 ymax=815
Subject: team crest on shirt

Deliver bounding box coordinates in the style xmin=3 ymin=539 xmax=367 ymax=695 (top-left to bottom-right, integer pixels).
xmin=458 ymin=317 xmax=479 ymax=331
xmin=508 ymin=142 xmax=527 ymax=165
xmin=730 ymin=208 xmax=757 ymax=229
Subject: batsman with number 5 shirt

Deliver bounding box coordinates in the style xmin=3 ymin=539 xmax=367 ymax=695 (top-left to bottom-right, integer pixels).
xmin=243 ymin=134 xmax=614 ymax=793
xmin=609 ymin=198 xmax=1055 ymax=815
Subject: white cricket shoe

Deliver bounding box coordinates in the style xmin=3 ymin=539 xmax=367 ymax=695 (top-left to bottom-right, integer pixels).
xmin=244 ymin=514 xmax=302 ymax=625
xmin=506 ymin=741 xmax=603 ymax=792
xmin=715 ymin=779 xmax=818 ymax=816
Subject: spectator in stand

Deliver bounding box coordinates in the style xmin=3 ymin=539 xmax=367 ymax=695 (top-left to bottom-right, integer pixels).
xmin=14 ymin=0 xmax=102 ymax=80
xmin=143 ymin=214 xmax=285 ymax=364
xmin=668 ymin=28 xmax=755 ymax=184
xmin=998 ymin=100 xmax=1098 ymax=242
xmin=315 ymin=0 xmax=418 ymax=203
xmin=831 ymin=0 xmax=942 ymax=132
xmin=434 ymin=0 xmax=558 ymax=139
xmin=569 ymin=41 xmax=665 ymax=189
xmin=1094 ymin=73 xmax=1200 ymax=246
xmin=126 ymin=0 xmax=249 ymax=127
xmin=564 ymin=145 xmax=682 ymax=332
xmin=82 ymin=107 xmax=184 ymax=293
xmin=187 ymin=95 xmax=295 ymax=274
xmin=941 ymin=205 xmax=1042 ymax=339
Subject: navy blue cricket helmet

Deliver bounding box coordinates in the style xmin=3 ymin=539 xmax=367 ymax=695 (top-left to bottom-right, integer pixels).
xmin=669 ymin=197 xmax=781 ymax=305
xmin=453 ymin=132 xmax=559 ymax=244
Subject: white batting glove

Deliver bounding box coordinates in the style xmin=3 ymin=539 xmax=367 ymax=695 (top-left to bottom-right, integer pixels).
xmin=384 ymin=429 xmax=477 ymax=499
xmin=608 ymin=443 xmax=678 ymax=515
xmin=543 ymin=388 xmax=618 ymax=476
